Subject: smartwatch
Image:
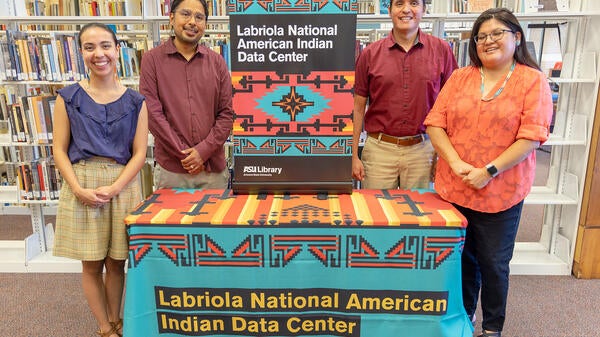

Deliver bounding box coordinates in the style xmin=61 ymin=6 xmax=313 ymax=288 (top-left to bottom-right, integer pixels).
xmin=486 ymin=164 xmax=499 ymax=178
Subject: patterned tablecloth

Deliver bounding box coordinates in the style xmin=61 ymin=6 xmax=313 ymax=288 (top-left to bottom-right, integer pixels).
xmin=124 ymin=189 xmax=473 ymax=337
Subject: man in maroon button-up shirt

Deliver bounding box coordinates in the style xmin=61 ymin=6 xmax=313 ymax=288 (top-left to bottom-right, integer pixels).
xmin=352 ymin=0 xmax=457 ymax=190
xmin=140 ymin=0 xmax=233 ymax=189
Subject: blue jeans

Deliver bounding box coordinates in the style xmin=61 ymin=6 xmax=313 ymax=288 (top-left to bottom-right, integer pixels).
xmin=453 ymin=201 xmax=523 ymax=332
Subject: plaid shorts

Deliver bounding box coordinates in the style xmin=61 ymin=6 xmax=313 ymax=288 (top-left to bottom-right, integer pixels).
xmin=53 ymin=157 xmax=142 ymax=261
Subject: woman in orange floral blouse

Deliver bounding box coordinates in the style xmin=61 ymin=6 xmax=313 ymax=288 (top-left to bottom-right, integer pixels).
xmin=424 ymin=8 xmax=553 ymax=337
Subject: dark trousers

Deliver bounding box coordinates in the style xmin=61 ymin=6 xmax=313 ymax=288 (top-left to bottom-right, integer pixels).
xmin=453 ymin=201 xmax=524 ymax=332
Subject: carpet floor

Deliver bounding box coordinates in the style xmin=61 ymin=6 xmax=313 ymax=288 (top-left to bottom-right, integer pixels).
xmin=1 ymin=273 xmax=599 ymax=337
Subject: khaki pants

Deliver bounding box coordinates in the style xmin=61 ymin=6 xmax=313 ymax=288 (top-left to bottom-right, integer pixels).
xmin=361 ymin=136 xmax=435 ymax=190
xmin=154 ymin=163 xmax=230 ymax=189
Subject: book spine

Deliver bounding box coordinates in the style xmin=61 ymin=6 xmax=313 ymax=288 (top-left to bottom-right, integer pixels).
xmin=6 ymin=102 xmax=19 ymax=143
xmin=12 ymin=104 xmax=26 ymax=143
xmin=17 ymin=37 xmax=33 ymax=81
xmin=0 ymin=42 xmax=7 ymax=81
xmin=60 ymin=35 xmax=73 ymax=81
xmin=0 ymin=42 xmax=13 ymax=80
xmin=26 ymin=96 xmax=42 ymax=144
xmin=49 ymin=34 xmax=62 ymax=81
xmin=9 ymin=37 xmax=25 ymax=81
xmin=67 ymin=36 xmax=80 ymax=80
xmin=30 ymin=37 xmax=44 ymax=81
xmin=42 ymin=96 xmax=56 ymax=143
xmin=54 ymin=35 xmax=66 ymax=81
xmin=40 ymin=42 xmax=54 ymax=81
xmin=37 ymin=160 xmax=48 ymax=200
xmin=19 ymin=97 xmax=33 ymax=143
xmin=18 ymin=163 xmax=33 ymax=200
xmin=30 ymin=160 xmax=42 ymax=200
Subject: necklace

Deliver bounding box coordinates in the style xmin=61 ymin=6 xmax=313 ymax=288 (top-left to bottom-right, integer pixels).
xmin=480 ymin=61 xmax=516 ymax=102
xmin=82 ymin=79 xmax=125 ymax=104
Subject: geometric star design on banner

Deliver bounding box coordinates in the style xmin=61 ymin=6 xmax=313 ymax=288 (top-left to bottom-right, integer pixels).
xmin=272 ymin=86 xmax=314 ymax=121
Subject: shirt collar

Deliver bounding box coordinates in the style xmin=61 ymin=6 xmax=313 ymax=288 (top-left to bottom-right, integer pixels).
xmin=385 ymin=28 xmax=423 ymax=49
xmin=164 ymin=36 xmax=207 ymax=56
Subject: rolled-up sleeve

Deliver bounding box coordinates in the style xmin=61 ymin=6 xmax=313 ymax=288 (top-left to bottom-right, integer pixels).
xmin=517 ymin=71 xmax=553 ymax=144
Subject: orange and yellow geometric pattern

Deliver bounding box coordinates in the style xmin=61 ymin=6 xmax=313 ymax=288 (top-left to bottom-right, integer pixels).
xmin=125 ymin=189 xmax=466 ymax=228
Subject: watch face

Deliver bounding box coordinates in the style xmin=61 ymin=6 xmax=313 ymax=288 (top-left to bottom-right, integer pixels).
xmin=487 ymin=165 xmax=498 ymax=177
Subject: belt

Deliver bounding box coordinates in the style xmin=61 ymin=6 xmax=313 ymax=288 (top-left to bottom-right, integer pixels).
xmin=367 ymin=132 xmax=427 ymax=146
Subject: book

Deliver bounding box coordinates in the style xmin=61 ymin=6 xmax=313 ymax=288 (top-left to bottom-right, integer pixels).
xmin=59 ymin=34 xmax=73 ymax=81
xmin=539 ymin=0 xmax=558 ymax=11
xmin=0 ymin=42 xmax=6 ymax=81
xmin=29 ymin=36 xmax=43 ymax=80
xmin=73 ymin=32 xmax=86 ymax=80
xmin=49 ymin=0 xmax=60 ymax=15
xmin=5 ymin=99 xmax=19 ymax=143
xmin=467 ymin=0 xmax=495 ymax=13
xmin=159 ymin=0 xmax=171 ymax=15
xmin=48 ymin=160 xmax=61 ymax=199
xmin=41 ymin=96 xmax=56 ymax=142
xmin=119 ymin=45 xmax=140 ymax=78
xmin=11 ymin=104 xmax=26 ymax=143
xmin=0 ymin=93 xmax=10 ymax=142
xmin=48 ymin=33 xmax=62 ymax=81
xmin=35 ymin=160 xmax=47 ymax=200
xmin=0 ymin=93 xmax=9 ymax=121
xmin=29 ymin=160 xmax=42 ymax=200
xmin=18 ymin=163 xmax=33 ymax=200
xmin=0 ymin=41 xmax=14 ymax=80
xmin=14 ymin=32 xmax=33 ymax=81
xmin=53 ymin=34 xmax=67 ymax=81
xmin=38 ymin=37 xmax=55 ymax=81
xmin=66 ymin=35 xmax=81 ymax=80
xmin=28 ymin=95 xmax=49 ymax=144
xmin=19 ymin=96 xmax=34 ymax=143
xmin=118 ymin=42 xmax=127 ymax=77
xmin=6 ymin=32 xmax=24 ymax=81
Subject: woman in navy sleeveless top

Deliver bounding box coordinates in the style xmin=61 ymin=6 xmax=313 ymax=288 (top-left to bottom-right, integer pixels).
xmin=52 ymin=23 xmax=148 ymax=337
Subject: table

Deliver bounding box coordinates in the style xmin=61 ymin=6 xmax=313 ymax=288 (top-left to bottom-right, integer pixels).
xmin=124 ymin=189 xmax=473 ymax=337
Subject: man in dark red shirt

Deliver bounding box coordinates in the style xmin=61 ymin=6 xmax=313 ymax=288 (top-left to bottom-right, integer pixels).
xmin=352 ymin=0 xmax=457 ymax=190
xmin=140 ymin=0 xmax=233 ymax=189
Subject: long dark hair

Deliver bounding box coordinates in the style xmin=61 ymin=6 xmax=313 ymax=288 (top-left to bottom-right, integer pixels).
xmin=468 ymin=8 xmax=540 ymax=70
xmin=78 ymin=22 xmax=118 ymax=46
xmin=170 ymin=0 xmax=209 ymax=20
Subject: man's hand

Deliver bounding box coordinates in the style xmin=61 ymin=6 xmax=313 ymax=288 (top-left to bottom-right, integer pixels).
xmin=181 ymin=148 xmax=205 ymax=175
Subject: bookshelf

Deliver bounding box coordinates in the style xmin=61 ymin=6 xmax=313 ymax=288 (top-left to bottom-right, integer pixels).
xmin=0 ymin=7 xmax=151 ymax=272
xmin=0 ymin=0 xmax=599 ymax=275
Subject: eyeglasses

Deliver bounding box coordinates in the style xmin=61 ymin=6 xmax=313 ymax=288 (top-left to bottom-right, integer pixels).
xmin=176 ymin=9 xmax=206 ymax=23
xmin=474 ymin=29 xmax=514 ymax=44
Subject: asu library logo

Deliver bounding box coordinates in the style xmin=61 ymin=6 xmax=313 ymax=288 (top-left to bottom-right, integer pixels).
xmin=242 ymin=165 xmax=283 ymax=176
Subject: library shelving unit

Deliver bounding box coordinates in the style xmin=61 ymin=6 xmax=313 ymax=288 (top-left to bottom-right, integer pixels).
xmin=0 ymin=0 xmax=599 ymax=275
xmin=0 ymin=14 xmax=149 ymax=272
